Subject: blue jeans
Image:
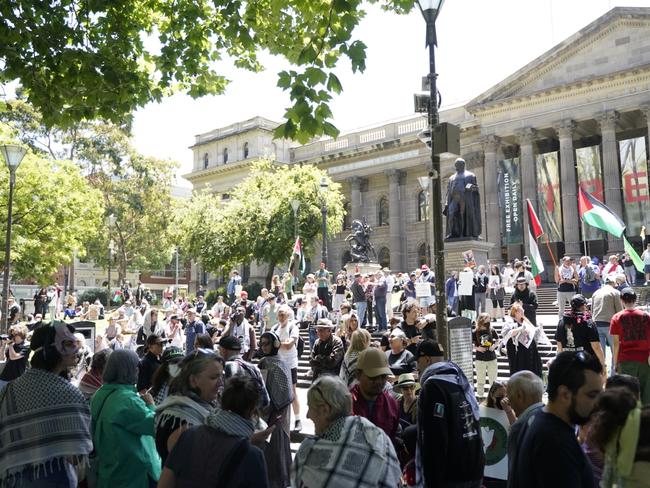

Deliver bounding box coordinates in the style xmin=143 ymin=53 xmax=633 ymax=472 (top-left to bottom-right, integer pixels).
xmin=308 ymin=327 xmax=317 ymax=351
xmin=355 ymin=301 xmax=367 ymax=327
xmin=448 ymin=296 xmax=458 ymax=315
xmin=596 ymin=322 xmax=614 ymax=375
xmin=374 ymin=296 xmax=387 ymax=331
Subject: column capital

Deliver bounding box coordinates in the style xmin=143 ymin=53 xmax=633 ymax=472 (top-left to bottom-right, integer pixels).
xmin=515 ymin=127 xmax=538 ymax=146
xmin=347 ymin=176 xmax=366 ymax=190
xmin=596 ymin=110 xmax=620 ymax=132
xmin=640 ymin=103 xmax=650 ymax=119
xmin=462 ymin=151 xmax=484 ymax=171
xmin=481 ymin=134 xmax=501 ymax=153
xmin=554 ymin=119 xmax=577 ymax=139
xmin=384 ymin=169 xmax=405 ymax=184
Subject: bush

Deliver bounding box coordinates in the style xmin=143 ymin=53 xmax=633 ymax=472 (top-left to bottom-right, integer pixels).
xmin=78 ymin=288 xmax=109 ymax=307
xmin=244 ymin=281 xmax=263 ymax=301
xmin=206 ymin=287 xmax=227 ymax=307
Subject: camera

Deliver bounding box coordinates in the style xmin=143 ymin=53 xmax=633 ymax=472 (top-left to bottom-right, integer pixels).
xmin=0 ymin=334 xmax=10 ymax=341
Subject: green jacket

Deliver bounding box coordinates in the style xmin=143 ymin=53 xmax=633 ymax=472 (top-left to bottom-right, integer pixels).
xmin=91 ymin=383 xmax=161 ymax=487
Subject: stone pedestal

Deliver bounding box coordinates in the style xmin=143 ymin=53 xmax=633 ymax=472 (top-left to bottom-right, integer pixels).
xmin=444 ymin=239 xmax=495 ymax=274
xmin=344 ymin=261 xmax=382 ymax=276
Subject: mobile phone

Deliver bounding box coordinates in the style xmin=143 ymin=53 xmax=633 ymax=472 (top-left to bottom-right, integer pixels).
xmin=268 ymin=415 xmax=282 ymax=427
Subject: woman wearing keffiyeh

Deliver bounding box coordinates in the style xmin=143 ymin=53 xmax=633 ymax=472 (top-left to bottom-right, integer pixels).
xmin=0 ymin=321 xmax=92 ymax=488
xmin=259 ymin=331 xmax=294 ymax=488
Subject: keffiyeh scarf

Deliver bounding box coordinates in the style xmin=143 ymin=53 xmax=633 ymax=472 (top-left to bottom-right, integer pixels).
xmin=259 ymin=355 xmax=293 ymax=411
xmin=154 ymin=394 xmax=212 ymax=432
xmin=0 ymin=368 xmax=92 ymax=486
xmin=205 ymin=408 xmax=255 ymax=438
xmin=292 ymin=415 xmax=401 ymax=488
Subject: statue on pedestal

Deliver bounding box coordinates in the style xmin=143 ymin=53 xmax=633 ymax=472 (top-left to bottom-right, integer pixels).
xmin=345 ymin=219 xmax=376 ymax=263
xmin=443 ymin=158 xmax=482 ymax=239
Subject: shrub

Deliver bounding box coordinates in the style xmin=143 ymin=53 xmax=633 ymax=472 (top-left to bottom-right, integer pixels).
xmin=78 ymin=288 xmax=109 ymax=307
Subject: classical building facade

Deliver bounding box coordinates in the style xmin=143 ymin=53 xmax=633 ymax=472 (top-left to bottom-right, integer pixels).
xmin=185 ymin=7 xmax=650 ymax=285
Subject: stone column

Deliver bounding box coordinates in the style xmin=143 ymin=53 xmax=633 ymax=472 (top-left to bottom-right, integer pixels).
xmin=555 ymin=120 xmax=580 ymax=256
xmin=517 ymin=127 xmax=538 ymax=258
xmin=597 ymin=110 xmax=623 ymax=252
xmin=347 ymin=176 xmax=365 ymax=222
xmin=385 ymin=169 xmax=405 ymax=271
xmin=482 ymin=135 xmax=501 ymax=261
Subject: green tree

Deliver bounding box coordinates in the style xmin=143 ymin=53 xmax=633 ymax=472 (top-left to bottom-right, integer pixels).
xmin=178 ymin=161 xmax=344 ymax=285
xmin=1 ymin=0 xmax=417 ymax=143
xmin=1 ymin=99 xmax=178 ymax=282
xmin=0 ymin=135 xmax=104 ymax=282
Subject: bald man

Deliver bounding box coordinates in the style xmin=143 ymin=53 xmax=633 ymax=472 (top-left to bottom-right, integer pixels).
xmin=504 ymin=370 xmax=544 ymax=487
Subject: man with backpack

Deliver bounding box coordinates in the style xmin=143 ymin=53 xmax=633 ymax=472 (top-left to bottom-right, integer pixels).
xmin=219 ymin=335 xmax=270 ymax=410
xmin=271 ymin=305 xmax=303 ymax=432
xmin=578 ymin=256 xmax=600 ymax=298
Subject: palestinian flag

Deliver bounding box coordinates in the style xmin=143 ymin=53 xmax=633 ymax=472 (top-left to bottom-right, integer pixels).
xmin=577 ymin=187 xmax=625 ymax=238
xmin=526 ymin=199 xmax=545 ymax=286
xmin=291 ymin=236 xmax=306 ymax=276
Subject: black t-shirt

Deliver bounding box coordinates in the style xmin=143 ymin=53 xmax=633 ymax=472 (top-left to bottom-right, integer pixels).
xmin=554 ymin=315 xmax=600 ymax=356
xmin=512 ymin=411 xmax=593 ymax=488
xmin=0 ymin=343 xmax=29 ymax=381
xmin=387 ymin=349 xmax=416 ymax=376
xmin=472 ymin=328 xmax=499 ymax=361
xmin=474 ymin=274 xmax=488 ymax=293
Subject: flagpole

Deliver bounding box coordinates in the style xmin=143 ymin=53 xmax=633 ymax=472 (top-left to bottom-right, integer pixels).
xmin=580 ymin=218 xmax=588 ymax=257
xmin=543 ymin=234 xmax=558 ymax=270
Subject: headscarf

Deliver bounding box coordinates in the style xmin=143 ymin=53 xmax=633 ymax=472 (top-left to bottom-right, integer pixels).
xmin=103 ymin=349 xmax=139 ymax=385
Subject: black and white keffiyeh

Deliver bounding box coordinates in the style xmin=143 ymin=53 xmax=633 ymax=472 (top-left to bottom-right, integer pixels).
xmin=205 ymin=408 xmax=255 ymax=438
xmin=0 ymin=368 xmax=92 ymax=485
xmin=258 ymin=355 xmax=293 ymax=411
xmin=154 ymin=393 xmax=212 ymax=432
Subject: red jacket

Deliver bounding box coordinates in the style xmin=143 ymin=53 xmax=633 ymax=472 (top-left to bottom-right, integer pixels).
xmin=350 ymin=384 xmax=399 ymax=441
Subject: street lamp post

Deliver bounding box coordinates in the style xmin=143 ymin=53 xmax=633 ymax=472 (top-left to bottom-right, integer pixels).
xmin=318 ymin=178 xmax=329 ymax=267
xmin=107 ymin=214 xmax=116 ymax=307
xmin=290 ymin=199 xmax=300 ymax=240
xmin=418 ymin=176 xmax=431 ymax=266
xmin=417 ymin=0 xmax=449 ymax=359
xmin=0 ymin=145 xmax=26 ymax=334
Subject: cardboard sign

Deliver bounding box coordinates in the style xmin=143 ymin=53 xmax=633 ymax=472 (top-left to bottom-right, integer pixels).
xmin=479 ymin=406 xmax=510 ymax=481
xmin=458 ymin=271 xmax=474 ymax=296
xmin=415 ymin=282 xmax=431 ymax=297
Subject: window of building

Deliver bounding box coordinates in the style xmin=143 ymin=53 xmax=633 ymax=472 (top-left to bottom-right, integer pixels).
xmin=243 ymin=142 xmax=249 ymax=159
xmin=418 ymin=242 xmax=430 ymax=267
xmin=223 ymin=148 xmax=229 ymax=164
xmin=203 ymin=153 xmax=209 ymax=169
xmin=242 ymin=263 xmax=250 ymax=283
xmin=221 ymin=193 xmax=230 ymax=201
xmin=378 ymin=197 xmax=389 ymax=226
xmin=343 ymin=202 xmax=351 ymax=230
xmin=378 ymin=247 xmax=390 ymax=269
xmin=417 ymin=191 xmax=428 ymax=222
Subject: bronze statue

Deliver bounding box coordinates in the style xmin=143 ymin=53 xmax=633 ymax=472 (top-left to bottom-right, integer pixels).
xmin=443 ymin=158 xmax=482 ymax=239
xmin=345 ymin=218 xmax=376 ymax=263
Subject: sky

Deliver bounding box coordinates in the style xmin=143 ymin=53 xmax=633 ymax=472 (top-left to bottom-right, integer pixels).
xmin=131 ymin=0 xmax=650 ymax=184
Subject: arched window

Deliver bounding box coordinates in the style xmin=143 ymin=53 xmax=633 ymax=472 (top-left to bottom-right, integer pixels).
xmin=223 ymin=148 xmax=229 ymax=164
xmin=418 ymin=242 xmax=430 ymax=267
xmin=243 ymin=142 xmax=249 ymax=159
xmin=341 ymin=251 xmax=351 ymax=269
xmin=343 ymin=202 xmax=351 ymax=230
xmin=378 ymin=197 xmax=389 ymax=226
xmin=417 ymin=191 xmax=428 ymax=222
xmin=203 ymin=153 xmax=209 ymax=169
xmin=378 ymin=247 xmax=390 ymax=269
xmin=242 ymin=263 xmax=250 ymax=283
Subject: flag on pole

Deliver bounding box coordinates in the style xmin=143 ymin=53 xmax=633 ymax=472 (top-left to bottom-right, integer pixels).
xmin=577 ymin=187 xmax=626 ymax=238
xmin=291 ymin=236 xmax=305 ymax=276
xmin=526 ymin=199 xmax=545 ymax=286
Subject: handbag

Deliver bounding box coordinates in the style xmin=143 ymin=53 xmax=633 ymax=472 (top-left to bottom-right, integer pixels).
xmin=87 ymin=390 xmax=118 ymax=488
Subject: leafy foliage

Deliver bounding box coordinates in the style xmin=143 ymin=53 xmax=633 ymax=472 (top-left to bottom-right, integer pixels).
xmin=177 ymin=161 xmax=344 ymax=285
xmin=0 ymin=0 xmax=418 ymax=142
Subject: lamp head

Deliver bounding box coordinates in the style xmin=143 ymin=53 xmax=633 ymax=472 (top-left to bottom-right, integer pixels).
xmin=418 ymin=0 xmax=444 ymax=15
xmin=417 ymin=176 xmax=430 ymax=190
xmin=319 ymin=176 xmax=329 ymax=192
xmin=417 ymin=0 xmax=444 ymax=46
xmin=290 ymin=199 xmax=300 ymax=212
xmin=0 ymin=145 xmax=27 ymax=171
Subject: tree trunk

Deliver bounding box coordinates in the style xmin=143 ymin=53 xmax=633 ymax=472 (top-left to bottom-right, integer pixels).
xmin=265 ymin=262 xmax=276 ymax=289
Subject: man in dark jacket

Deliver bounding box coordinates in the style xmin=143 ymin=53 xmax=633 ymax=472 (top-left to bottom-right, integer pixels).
xmin=309 ymin=319 xmax=344 ymax=379
xmin=350 ymin=273 xmax=367 ymax=327
xmin=137 ymin=334 xmax=163 ymax=392
xmin=416 ymin=340 xmax=485 ymax=488
xmin=511 ymin=276 xmax=539 ymax=325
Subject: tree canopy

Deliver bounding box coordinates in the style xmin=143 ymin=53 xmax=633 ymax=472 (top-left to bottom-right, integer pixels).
xmin=1 ymin=0 xmax=417 ymax=143
xmin=1 ymin=98 xmax=179 ymax=282
xmin=177 ymin=160 xmax=345 ymax=284
xmin=0 ymin=126 xmax=104 ymax=282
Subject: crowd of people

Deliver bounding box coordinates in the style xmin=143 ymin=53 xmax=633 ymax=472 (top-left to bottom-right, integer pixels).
xmin=1 ymin=254 xmax=650 ymax=487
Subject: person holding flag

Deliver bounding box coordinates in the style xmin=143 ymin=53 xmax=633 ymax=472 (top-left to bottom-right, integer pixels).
xmin=288 ymin=235 xmax=306 ymax=289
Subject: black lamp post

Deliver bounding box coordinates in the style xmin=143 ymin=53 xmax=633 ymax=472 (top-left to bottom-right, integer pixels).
xmin=0 ymin=145 xmax=26 ymax=334
xmin=107 ymin=214 xmax=115 ymax=306
xmin=318 ymin=177 xmax=329 ymax=268
xmin=417 ymin=0 xmax=449 ymax=359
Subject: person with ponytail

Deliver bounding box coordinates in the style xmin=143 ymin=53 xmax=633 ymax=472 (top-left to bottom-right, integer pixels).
xmin=589 ymin=387 xmax=650 ymax=487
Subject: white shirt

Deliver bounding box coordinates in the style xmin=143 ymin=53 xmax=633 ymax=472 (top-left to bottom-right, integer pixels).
xmin=273 ymin=321 xmax=299 ymax=369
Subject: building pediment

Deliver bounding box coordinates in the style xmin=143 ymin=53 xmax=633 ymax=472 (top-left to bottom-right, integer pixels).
xmin=467 ymin=7 xmax=650 ymax=112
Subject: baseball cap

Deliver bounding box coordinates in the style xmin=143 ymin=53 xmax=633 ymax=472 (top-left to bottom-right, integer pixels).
xmin=357 ymin=348 xmax=392 ymax=377
xmin=515 ymin=276 xmax=527 ymax=284
xmin=219 ymin=335 xmax=242 ymax=351
xmin=415 ymin=340 xmax=444 ymax=360
xmin=620 ymin=287 xmax=637 ymax=301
